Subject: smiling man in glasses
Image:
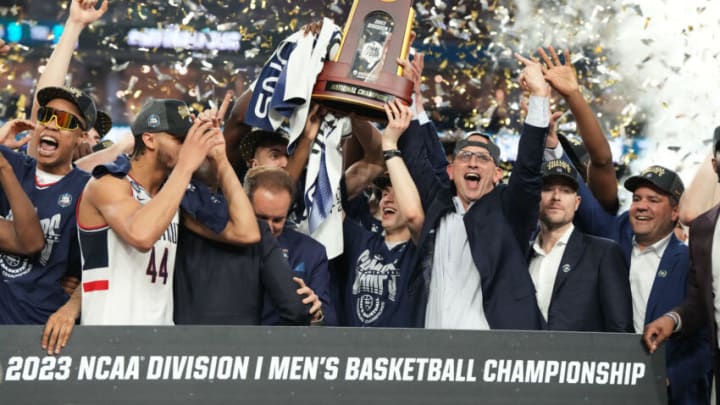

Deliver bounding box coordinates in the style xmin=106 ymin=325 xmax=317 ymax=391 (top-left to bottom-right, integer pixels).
xmin=0 ymin=85 xmax=108 ymax=328
xmin=393 ymin=55 xmax=548 ymax=331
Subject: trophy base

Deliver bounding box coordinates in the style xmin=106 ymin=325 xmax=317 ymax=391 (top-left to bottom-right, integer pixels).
xmin=312 ymin=61 xmax=414 ymax=121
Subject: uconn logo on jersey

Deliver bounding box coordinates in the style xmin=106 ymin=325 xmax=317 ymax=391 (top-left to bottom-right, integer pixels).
xmin=352 ymin=249 xmax=400 ymax=324
xmin=0 ymin=212 xmax=61 ymax=278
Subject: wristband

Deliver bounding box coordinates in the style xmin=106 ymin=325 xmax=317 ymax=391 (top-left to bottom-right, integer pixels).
xmin=383 ymin=149 xmax=402 ymax=161
xmin=663 ymin=311 xmax=681 ymax=333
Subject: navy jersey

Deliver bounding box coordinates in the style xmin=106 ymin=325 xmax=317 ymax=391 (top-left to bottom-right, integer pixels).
xmin=342 ymin=220 xmax=416 ymax=327
xmin=262 ymin=226 xmax=336 ymax=326
xmin=0 ymin=145 xmax=90 ymax=324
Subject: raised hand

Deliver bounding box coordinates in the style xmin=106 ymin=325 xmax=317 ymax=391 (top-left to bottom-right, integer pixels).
xmin=301 ymin=20 xmax=323 ymax=36
xmin=397 ymin=51 xmax=425 ymax=115
xmin=546 ymin=111 xmax=564 ymax=149
xmin=514 ymin=53 xmax=550 ymax=98
xmin=198 ymin=90 xmax=233 ymax=164
xmin=303 ymin=103 xmax=322 ymax=142
xmin=381 ymin=99 xmax=412 ymax=150
xmin=0 ymin=119 xmax=35 ymax=150
xmin=539 ymin=46 xmax=579 ymax=98
xmin=214 ymin=90 xmax=234 ymax=128
xmin=198 ymin=90 xmax=234 ymax=129
xmin=177 ymin=120 xmax=224 ymax=173
xmin=69 ymin=0 xmax=109 ymax=27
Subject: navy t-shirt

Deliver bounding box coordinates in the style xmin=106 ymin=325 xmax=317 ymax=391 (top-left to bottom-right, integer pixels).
xmin=0 ymin=145 xmax=89 ymax=324
xmin=342 ymin=220 xmax=416 ymax=327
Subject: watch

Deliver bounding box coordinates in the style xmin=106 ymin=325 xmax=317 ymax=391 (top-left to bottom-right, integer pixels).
xmin=383 ymin=149 xmax=402 ymax=161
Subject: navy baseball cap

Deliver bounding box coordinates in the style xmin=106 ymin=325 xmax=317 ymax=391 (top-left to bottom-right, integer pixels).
xmin=37 ymin=86 xmax=101 ymax=131
xmin=131 ymin=99 xmax=193 ymax=140
xmin=454 ymin=131 xmax=501 ymax=164
xmin=542 ymin=159 xmax=579 ymax=190
xmin=624 ymin=165 xmax=684 ymax=202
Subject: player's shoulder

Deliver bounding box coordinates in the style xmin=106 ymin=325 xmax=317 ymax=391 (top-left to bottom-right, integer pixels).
xmin=84 ymin=173 xmax=132 ymax=200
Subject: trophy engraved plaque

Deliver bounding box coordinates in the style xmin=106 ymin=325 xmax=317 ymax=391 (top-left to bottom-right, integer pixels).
xmin=312 ymin=0 xmax=415 ymax=121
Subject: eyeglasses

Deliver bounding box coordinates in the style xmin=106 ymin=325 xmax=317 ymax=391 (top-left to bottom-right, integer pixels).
xmin=37 ymin=106 xmax=85 ymax=131
xmin=455 ymin=150 xmax=494 ymax=164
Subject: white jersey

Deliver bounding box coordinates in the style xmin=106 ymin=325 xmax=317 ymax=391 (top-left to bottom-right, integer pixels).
xmin=79 ymin=176 xmax=179 ymax=325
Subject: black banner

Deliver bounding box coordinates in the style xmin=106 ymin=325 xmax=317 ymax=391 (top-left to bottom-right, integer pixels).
xmin=0 ymin=326 xmax=666 ymax=404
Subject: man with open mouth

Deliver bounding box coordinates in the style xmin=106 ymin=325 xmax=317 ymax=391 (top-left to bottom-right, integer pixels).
xmin=0 ymin=86 xmax=104 ymax=330
xmin=394 ymin=54 xmax=549 ymax=331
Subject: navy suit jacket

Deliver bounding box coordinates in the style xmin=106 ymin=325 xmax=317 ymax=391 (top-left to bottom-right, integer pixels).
xmin=574 ymin=176 xmax=710 ymax=404
xmin=397 ymin=120 xmax=545 ymax=330
xmin=534 ymin=228 xmax=633 ymax=332
xmin=260 ymin=226 xmax=336 ymax=326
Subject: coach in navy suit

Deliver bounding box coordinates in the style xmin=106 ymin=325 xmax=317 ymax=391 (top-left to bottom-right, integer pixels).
xmin=529 ymin=160 xmax=632 ymax=332
xmin=394 ymin=57 xmax=547 ymax=330
xmin=574 ymin=164 xmax=710 ymax=405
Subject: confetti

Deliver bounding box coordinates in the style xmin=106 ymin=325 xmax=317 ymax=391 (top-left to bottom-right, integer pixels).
xmin=0 ymin=0 xmax=717 ymax=183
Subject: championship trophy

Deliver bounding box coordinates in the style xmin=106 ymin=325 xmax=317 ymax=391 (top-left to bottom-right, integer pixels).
xmin=312 ymin=0 xmax=415 ymax=121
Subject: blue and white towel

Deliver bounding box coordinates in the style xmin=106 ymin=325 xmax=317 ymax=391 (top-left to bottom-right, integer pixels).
xmin=243 ymin=18 xmax=348 ymax=258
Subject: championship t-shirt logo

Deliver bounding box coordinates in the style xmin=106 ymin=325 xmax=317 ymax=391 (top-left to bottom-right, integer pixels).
xmin=352 ymin=249 xmax=400 ymax=324
xmin=0 ymin=254 xmax=33 ymax=278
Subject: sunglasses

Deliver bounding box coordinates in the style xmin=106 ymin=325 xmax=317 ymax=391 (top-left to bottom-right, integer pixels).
xmin=37 ymin=106 xmax=86 ymax=131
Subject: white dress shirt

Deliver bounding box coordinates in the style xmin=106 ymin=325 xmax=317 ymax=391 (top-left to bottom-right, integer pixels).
xmin=425 ymin=197 xmax=490 ymax=330
xmin=629 ymin=233 xmax=672 ymax=333
xmin=529 ymin=225 xmax=574 ymax=322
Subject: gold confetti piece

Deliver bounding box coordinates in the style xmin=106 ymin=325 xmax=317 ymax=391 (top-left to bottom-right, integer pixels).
xmin=137 ymin=4 xmax=147 ymax=20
